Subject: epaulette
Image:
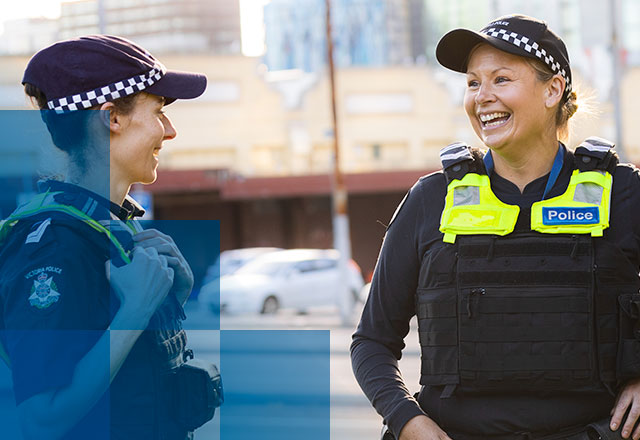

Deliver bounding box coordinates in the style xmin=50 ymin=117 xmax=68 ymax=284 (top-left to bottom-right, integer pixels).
xmin=574 ymin=136 xmax=619 ymax=174
xmin=439 ymin=142 xmax=487 ymax=183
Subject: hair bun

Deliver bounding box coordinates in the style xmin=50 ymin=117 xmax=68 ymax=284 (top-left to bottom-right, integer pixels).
xmin=564 ymin=91 xmax=578 ymax=119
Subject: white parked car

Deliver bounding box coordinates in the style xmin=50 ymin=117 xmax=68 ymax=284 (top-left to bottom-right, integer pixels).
xmin=200 ymin=247 xmax=283 ymax=287
xmin=199 ymin=249 xmax=364 ymax=315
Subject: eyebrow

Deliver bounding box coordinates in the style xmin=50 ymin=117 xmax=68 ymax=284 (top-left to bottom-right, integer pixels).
xmin=467 ymin=66 xmax=515 ymax=76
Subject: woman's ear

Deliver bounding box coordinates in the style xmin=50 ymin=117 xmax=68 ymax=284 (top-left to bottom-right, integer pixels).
xmin=545 ymin=75 xmax=565 ymax=109
xmin=99 ymin=101 xmax=121 ymax=134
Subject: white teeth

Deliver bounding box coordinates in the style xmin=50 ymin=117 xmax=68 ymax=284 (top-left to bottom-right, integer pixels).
xmin=479 ymin=112 xmax=509 ymax=122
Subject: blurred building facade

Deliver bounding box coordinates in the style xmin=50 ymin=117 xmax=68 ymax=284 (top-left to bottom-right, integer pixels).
xmin=0 ymin=0 xmax=242 ymax=55
xmin=59 ymin=0 xmax=242 ymax=54
xmin=0 ymin=18 xmax=59 ymax=56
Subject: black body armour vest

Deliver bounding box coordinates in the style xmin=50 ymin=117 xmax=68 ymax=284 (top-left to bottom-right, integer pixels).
xmin=416 ymin=147 xmax=640 ymax=398
xmin=101 ymin=211 xmax=191 ymax=439
xmin=110 ymin=299 xmax=190 ymax=440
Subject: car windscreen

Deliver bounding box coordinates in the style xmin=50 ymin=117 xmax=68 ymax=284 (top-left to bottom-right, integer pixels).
xmin=235 ymin=260 xmax=291 ymax=276
xmin=220 ymin=257 xmax=248 ymax=275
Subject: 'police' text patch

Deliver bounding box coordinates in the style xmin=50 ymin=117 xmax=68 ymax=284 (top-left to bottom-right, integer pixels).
xmin=542 ymin=207 xmax=599 ymax=225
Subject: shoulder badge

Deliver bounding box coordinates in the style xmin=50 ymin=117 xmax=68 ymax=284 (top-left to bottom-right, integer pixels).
xmin=25 ymin=267 xmax=63 ymax=309
xmin=25 ymin=218 xmax=52 ymax=245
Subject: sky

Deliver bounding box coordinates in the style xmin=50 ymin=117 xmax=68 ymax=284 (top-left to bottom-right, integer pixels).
xmin=0 ymin=0 xmax=268 ymax=56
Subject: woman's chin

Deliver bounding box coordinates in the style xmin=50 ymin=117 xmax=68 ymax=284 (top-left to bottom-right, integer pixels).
xmin=481 ymin=133 xmax=510 ymax=151
xmin=139 ymin=171 xmax=158 ymax=185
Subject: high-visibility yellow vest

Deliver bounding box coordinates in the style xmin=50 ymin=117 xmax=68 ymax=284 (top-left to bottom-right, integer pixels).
xmin=530 ymin=169 xmax=611 ymax=236
xmin=440 ymin=147 xmax=613 ymax=244
xmin=440 ymin=173 xmax=520 ymax=244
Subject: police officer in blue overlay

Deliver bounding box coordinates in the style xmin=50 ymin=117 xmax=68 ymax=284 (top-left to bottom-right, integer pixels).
xmin=0 ymin=36 xmax=221 ymax=439
xmin=352 ymin=15 xmax=640 ymax=440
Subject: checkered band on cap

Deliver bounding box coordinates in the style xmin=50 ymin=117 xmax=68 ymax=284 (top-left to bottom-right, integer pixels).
xmin=47 ymin=62 xmax=167 ymax=113
xmin=481 ymin=27 xmax=572 ymax=97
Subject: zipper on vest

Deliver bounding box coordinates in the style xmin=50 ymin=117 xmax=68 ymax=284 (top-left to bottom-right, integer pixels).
xmin=466 ymin=288 xmax=486 ymax=318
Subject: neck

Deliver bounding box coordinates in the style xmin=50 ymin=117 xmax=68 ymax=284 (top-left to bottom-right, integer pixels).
xmin=108 ymin=135 xmax=131 ymax=205
xmin=109 ymin=171 xmax=131 ymax=206
xmin=490 ymin=139 xmax=560 ymax=193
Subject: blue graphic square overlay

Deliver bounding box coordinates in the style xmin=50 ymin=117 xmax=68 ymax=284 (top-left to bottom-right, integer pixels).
xmin=0 ymin=330 xmax=110 ymax=440
xmin=141 ymin=219 xmax=221 ymax=320
xmin=0 ymin=358 xmax=20 ymax=438
xmin=0 ymin=110 xmax=67 ymax=217
xmin=220 ymin=330 xmax=330 ymax=440
xmin=110 ymin=220 xmax=221 ymax=331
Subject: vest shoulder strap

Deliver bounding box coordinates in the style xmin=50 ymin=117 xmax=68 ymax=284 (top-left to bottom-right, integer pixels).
xmin=1 ymin=192 xmax=133 ymax=264
xmin=574 ymin=137 xmax=619 ymax=173
xmin=439 ymin=142 xmax=487 ymax=183
xmin=7 ymin=192 xmax=98 ymax=231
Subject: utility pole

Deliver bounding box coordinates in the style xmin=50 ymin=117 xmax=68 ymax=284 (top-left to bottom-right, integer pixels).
xmin=325 ymin=0 xmax=354 ymax=327
xmin=610 ymin=0 xmax=626 ymax=161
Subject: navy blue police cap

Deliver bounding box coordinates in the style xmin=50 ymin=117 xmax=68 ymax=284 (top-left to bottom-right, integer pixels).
xmin=436 ymin=14 xmax=572 ymax=101
xmin=22 ymin=35 xmax=207 ymax=112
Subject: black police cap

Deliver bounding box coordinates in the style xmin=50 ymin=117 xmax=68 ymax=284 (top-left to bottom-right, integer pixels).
xmin=22 ymin=35 xmax=207 ymax=112
xmin=436 ymin=14 xmax=572 ymax=100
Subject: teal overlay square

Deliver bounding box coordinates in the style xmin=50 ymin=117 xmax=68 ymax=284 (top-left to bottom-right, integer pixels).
xmin=220 ymin=330 xmax=330 ymax=440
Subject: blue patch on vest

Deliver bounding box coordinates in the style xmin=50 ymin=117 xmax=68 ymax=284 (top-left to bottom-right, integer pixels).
xmin=542 ymin=207 xmax=599 ymax=225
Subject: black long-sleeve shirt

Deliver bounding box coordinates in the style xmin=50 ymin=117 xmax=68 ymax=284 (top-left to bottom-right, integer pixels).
xmin=351 ymin=147 xmax=640 ymax=439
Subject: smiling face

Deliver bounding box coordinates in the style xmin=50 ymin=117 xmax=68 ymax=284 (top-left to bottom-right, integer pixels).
xmin=464 ymin=44 xmax=558 ymax=156
xmin=110 ymin=92 xmax=177 ymax=186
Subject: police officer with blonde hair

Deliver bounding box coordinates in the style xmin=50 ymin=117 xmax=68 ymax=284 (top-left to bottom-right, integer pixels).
xmin=352 ymin=14 xmax=640 ymax=440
